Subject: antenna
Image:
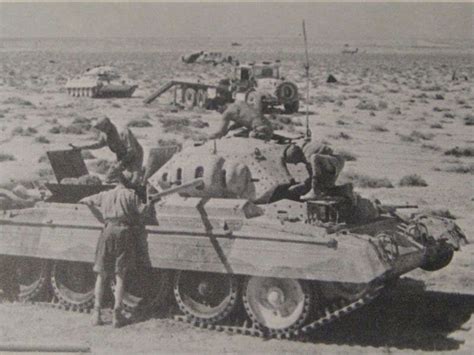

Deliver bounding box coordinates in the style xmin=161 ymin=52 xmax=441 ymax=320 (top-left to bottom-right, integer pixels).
xmin=302 ymin=20 xmax=311 ymax=140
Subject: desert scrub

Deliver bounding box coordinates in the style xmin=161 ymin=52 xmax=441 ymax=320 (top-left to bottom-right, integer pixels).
xmin=370 ymin=124 xmax=389 ymax=132
xmin=464 ymin=114 xmax=474 ymax=126
xmin=398 ymin=174 xmax=428 ymax=187
xmin=127 ymin=119 xmax=152 ymax=128
xmin=328 ymin=132 xmax=351 ymax=140
xmin=399 ymin=130 xmax=434 ymax=142
xmin=444 ymin=146 xmax=474 ymax=158
xmin=159 ymin=116 xmax=190 ymax=133
xmin=430 ymin=123 xmax=443 ymax=129
xmin=434 ymin=163 xmax=474 ymax=174
xmin=341 ymin=172 xmax=393 ymax=188
xmin=36 ymin=167 xmax=54 ymax=178
xmin=35 ymin=136 xmax=50 ymax=144
xmin=190 ymin=118 xmax=209 ymax=129
xmin=0 ymin=153 xmax=15 ymax=162
xmin=3 ymin=97 xmax=34 ymax=107
xmin=12 ymin=126 xmax=37 ymax=136
xmin=157 ymin=138 xmax=183 ymax=150
xmin=355 ymin=99 xmax=378 ymax=111
xmin=421 ymin=143 xmax=441 ymax=151
xmin=49 ymin=124 xmax=86 ymax=135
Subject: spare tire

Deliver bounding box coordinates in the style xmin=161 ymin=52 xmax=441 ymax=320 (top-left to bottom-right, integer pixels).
xmin=276 ymin=82 xmax=298 ymax=104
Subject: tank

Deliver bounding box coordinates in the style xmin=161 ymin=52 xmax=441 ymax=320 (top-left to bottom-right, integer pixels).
xmin=0 ymin=138 xmax=467 ymax=339
xmin=65 ymin=66 xmax=138 ymax=98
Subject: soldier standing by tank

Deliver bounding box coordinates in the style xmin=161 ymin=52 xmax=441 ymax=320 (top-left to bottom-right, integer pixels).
xmin=70 ymin=117 xmax=143 ymax=186
xmin=283 ymin=141 xmax=346 ymax=200
xmin=79 ymin=167 xmax=149 ymax=328
xmin=208 ymin=92 xmax=273 ymax=140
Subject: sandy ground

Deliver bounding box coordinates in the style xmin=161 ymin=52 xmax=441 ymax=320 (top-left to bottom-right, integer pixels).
xmin=0 ymin=40 xmax=473 ymax=353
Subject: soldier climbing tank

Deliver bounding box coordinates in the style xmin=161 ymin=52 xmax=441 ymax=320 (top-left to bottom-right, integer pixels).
xmin=0 ymin=137 xmax=467 ymax=339
xmin=65 ymin=66 xmax=138 ymax=98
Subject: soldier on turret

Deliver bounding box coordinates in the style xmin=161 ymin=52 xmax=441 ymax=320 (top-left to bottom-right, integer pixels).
xmin=283 ymin=141 xmax=346 ymax=200
xmin=208 ymin=93 xmax=273 ymax=141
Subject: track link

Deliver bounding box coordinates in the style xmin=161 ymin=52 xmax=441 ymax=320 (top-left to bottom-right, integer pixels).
xmin=175 ymin=286 xmax=383 ymax=340
xmin=26 ymin=286 xmax=383 ymax=341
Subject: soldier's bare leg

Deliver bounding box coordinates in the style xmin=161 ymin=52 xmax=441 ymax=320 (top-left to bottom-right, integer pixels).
xmin=91 ymin=274 xmax=105 ymax=326
xmin=113 ymin=273 xmax=127 ymax=328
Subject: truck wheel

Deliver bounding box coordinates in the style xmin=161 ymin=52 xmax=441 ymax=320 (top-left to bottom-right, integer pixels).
xmin=184 ymin=88 xmax=196 ymax=108
xmin=196 ymin=89 xmax=208 ymax=108
xmin=284 ymin=101 xmax=299 ymax=114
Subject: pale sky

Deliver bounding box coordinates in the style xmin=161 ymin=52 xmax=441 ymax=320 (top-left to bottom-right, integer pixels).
xmin=0 ymin=2 xmax=472 ymax=40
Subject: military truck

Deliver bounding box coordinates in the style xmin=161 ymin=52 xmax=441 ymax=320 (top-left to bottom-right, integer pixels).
xmin=232 ymin=61 xmax=300 ymax=114
xmin=144 ymin=61 xmax=300 ymax=114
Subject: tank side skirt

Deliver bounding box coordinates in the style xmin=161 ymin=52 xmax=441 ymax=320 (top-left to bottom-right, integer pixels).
xmin=0 ymin=220 xmax=395 ymax=282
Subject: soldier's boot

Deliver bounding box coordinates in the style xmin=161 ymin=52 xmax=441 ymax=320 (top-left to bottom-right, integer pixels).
xmin=301 ymin=178 xmax=325 ymax=201
xmin=91 ymin=307 xmax=104 ymax=326
xmin=113 ymin=308 xmax=127 ymax=328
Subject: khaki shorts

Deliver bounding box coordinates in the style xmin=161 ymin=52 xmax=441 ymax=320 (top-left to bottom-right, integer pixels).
xmin=94 ymin=223 xmax=136 ymax=278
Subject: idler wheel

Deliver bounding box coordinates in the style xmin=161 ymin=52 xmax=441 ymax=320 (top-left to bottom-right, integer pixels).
xmin=243 ymin=277 xmax=312 ymax=335
xmin=51 ymin=261 xmax=95 ymax=310
xmin=421 ymin=244 xmax=454 ymax=271
xmin=174 ymin=271 xmax=238 ymax=323
xmin=15 ymin=257 xmax=50 ymax=302
xmin=119 ymin=268 xmax=172 ymax=312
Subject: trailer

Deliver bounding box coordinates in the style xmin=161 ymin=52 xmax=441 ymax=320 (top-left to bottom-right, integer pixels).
xmin=143 ymin=80 xmax=232 ymax=109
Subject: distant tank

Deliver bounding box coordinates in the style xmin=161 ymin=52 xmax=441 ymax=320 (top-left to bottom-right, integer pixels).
xmin=65 ymin=66 xmax=138 ymax=98
xmin=0 ymin=138 xmax=467 ymax=339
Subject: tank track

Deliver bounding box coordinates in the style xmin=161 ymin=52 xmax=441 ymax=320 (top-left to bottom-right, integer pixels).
xmin=24 ymin=285 xmax=383 ymax=341
xmin=174 ymin=285 xmax=383 ymax=340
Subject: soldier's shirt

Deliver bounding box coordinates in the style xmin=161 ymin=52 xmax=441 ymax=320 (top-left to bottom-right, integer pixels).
xmin=301 ymin=141 xmax=334 ymax=161
xmin=81 ymin=185 xmax=146 ymax=226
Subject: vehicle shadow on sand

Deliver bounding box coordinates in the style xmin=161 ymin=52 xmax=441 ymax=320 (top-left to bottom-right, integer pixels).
xmin=307 ymin=278 xmax=474 ymax=351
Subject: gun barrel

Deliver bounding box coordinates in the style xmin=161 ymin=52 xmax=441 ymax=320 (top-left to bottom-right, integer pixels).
xmin=148 ymin=179 xmax=204 ymax=204
xmin=379 ymin=204 xmax=418 ymax=211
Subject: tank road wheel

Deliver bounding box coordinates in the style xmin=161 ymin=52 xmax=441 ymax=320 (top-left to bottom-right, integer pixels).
xmin=196 ymin=89 xmax=208 ymax=108
xmin=16 ymin=257 xmax=50 ymax=302
xmin=184 ymin=88 xmax=197 ymax=108
xmin=243 ymin=277 xmax=312 ymax=336
xmin=51 ymin=261 xmax=95 ymax=310
xmin=120 ymin=268 xmax=172 ymax=312
xmin=174 ymin=271 xmax=239 ymax=324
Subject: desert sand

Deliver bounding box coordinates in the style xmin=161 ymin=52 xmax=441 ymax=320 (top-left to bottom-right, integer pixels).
xmin=0 ymin=37 xmax=473 ymax=353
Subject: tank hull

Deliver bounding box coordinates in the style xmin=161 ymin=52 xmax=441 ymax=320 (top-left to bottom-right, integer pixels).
xmin=0 ymin=201 xmax=425 ymax=284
